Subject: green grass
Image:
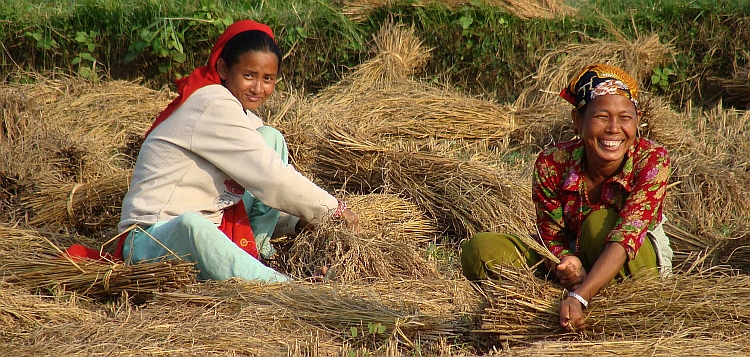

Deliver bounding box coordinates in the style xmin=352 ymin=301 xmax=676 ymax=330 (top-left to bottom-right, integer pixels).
xmin=1 ymin=0 xmax=749 ymax=106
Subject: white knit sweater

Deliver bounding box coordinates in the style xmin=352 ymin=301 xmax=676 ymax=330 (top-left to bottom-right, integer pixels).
xmin=118 ymin=85 xmax=338 ymax=232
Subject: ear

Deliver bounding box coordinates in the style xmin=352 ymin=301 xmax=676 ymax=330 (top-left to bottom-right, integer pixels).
xmin=216 ymin=58 xmax=229 ymax=80
xmin=571 ymin=108 xmax=583 ymax=134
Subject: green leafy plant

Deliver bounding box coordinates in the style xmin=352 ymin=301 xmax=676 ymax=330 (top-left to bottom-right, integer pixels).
xmin=72 ymin=30 xmax=99 ymax=79
xmin=25 ymin=29 xmax=58 ymax=51
xmin=651 ymin=67 xmax=674 ymax=93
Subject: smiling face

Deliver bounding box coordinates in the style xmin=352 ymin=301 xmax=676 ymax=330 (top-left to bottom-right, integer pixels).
xmin=216 ymin=50 xmax=278 ymax=111
xmin=573 ymin=94 xmax=640 ymax=174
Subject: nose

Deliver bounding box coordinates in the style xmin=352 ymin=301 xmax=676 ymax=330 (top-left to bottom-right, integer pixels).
xmin=606 ymin=117 xmax=621 ymax=133
xmin=250 ymin=78 xmax=262 ymax=94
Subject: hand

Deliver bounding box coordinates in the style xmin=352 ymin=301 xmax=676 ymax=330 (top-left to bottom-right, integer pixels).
xmin=307 ymin=266 xmax=330 ymax=283
xmin=555 ymin=255 xmax=586 ymax=290
xmin=295 ymin=218 xmax=313 ymax=234
xmin=340 ymin=208 xmax=359 ymax=230
xmin=559 ymin=295 xmax=587 ymax=331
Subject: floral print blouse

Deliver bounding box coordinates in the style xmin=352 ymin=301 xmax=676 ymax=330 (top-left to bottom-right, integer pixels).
xmin=532 ymin=137 xmax=670 ymax=261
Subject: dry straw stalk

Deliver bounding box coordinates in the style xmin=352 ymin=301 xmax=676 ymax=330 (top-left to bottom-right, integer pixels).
xmin=22 ymin=170 xmax=131 ymax=228
xmin=478 ymin=266 xmax=750 ymax=342
xmin=313 ymin=127 xmax=535 ymax=238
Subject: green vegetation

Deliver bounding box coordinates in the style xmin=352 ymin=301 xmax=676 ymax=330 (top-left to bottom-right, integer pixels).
xmin=1 ymin=0 xmax=749 ymax=106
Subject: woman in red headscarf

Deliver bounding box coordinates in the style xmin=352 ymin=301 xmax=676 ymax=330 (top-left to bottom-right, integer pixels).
xmin=460 ymin=64 xmax=672 ymax=331
xmin=117 ymin=20 xmax=358 ymax=283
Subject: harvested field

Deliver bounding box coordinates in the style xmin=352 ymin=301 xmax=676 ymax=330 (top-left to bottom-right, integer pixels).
xmin=2 ymin=17 xmax=750 ymax=357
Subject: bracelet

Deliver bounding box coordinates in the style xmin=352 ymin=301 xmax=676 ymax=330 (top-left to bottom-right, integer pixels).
xmin=566 ymin=291 xmax=589 ymax=309
xmin=332 ymin=201 xmax=347 ymax=219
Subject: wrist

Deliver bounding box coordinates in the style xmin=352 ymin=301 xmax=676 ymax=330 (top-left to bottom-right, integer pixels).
xmin=332 ymin=201 xmax=347 ymax=219
xmin=566 ymin=291 xmax=589 ymax=309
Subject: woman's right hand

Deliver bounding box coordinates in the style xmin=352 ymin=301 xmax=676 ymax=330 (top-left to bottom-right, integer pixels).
xmin=340 ymin=208 xmax=360 ymax=229
xmin=555 ymin=255 xmax=586 ymax=289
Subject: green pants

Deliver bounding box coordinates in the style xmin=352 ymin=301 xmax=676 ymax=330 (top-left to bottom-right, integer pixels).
xmin=460 ymin=209 xmax=658 ymax=282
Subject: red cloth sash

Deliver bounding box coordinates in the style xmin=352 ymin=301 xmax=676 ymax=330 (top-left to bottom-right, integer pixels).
xmin=217 ymin=200 xmax=259 ymax=259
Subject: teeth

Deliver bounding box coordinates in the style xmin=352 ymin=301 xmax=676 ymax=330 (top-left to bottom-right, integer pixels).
xmin=601 ymin=140 xmax=622 ymax=148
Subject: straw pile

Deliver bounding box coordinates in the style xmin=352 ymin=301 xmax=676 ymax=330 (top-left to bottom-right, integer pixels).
xmin=477 ymin=266 xmax=750 ymax=342
xmin=0 ymin=224 xmax=195 ymax=299
xmin=494 ymin=334 xmax=750 ymax=356
xmin=287 ymin=23 xmax=535 ymax=238
xmin=514 ymin=30 xmax=671 ymax=109
xmin=313 ymin=127 xmax=536 ymax=238
xmin=664 ymin=106 xmax=750 ymax=267
xmin=0 ymin=277 xmax=480 ymax=356
xmin=712 ymin=57 xmax=750 ymax=108
xmin=308 ymin=22 xmax=517 ymax=145
xmin=0 ymin=77 xmax=171 ymax=231
xmin=342 ymin=0 xmax=576 ymax=22
xmin=21 ymin=170 xmax=130 ymax=228
xmin=278 ymin=193 xmax=443 ymax=281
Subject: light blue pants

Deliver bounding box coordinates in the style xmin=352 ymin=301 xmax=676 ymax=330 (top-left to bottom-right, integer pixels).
xmin=122 ymin=126 xmax=289 ymax=282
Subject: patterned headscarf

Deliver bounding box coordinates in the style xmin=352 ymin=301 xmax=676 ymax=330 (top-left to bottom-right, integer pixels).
xmin=559 ymin=64 xmax=639 ymax=110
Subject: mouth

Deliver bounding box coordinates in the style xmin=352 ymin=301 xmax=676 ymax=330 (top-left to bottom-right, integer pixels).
xmin=598 ymin=139 xmax=623 ymax=150
xmin=245 ymin=94 xmax=262 ymax=102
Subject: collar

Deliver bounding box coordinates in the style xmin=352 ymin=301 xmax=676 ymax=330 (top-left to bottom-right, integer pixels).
xmin=561 ymin=138 xmax=640 ymax=193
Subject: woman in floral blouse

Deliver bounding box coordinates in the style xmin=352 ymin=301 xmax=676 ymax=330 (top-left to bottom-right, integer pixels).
xmin=460 ymin=64 xmax=673 ymax=332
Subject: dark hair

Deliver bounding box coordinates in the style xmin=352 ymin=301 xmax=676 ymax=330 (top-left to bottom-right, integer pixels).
xmin=219 ymin=30 xmax=282 ymax=71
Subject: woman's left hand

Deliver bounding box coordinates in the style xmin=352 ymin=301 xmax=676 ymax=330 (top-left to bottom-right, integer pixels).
xmin=559 ymin=295 xmax=586 ymax=331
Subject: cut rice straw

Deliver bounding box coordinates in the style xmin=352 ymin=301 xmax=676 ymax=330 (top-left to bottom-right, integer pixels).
xmin=313 ymin=126 xmax=535 ymax=238
xmin=477 ymin=265 xmax=750 ymax=342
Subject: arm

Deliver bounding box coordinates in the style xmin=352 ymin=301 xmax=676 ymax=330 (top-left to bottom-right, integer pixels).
xmin=532 ymin=150 xmax=573 ymax=260
xmin=560 ymin=242 xmax=626 ymax=330
xmin=561 ymin=144 xmax=671 ymax=330
xmin=533 ymin=149 xmax=588 ymax=288
xmin=192 ymin=92 xmax=339 ymax=224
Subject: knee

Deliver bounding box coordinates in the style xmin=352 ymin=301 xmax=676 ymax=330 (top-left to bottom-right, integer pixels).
xmin=257 ymin=126 xmax=287 ymax=146
xmin=174 ymin=212 xmax=215 ymax=232
xmin=462 ymin=232 xmax=503 ymax=252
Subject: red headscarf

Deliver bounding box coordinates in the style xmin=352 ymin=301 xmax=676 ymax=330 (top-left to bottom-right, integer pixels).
xmin=144 ymin=20 xmax=275 ymax=138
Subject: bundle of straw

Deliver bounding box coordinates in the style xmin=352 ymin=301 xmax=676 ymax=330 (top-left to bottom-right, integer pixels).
xmin=157 ymin=279 xmax=474 ymax=347
xmin=639 ymin=96 xmax=696 ymax=152
xmin=2 ymin=257 xmax=196 ymax=299
xmin=342 ymin=0 xmax=575 ymax=22
xmin=711 ymin=60 xmax=750 ymax=108
xmin=21 ymin=170 xmax=131 ymax=229
xmin=494 ymin=0 xmax=577 ymax=20
xmin=313 ymin=127 xmax=535 ymax=238
xmin=0 ymin=224 xmax=195 ymax=298
xmin=309 ymin=23 xmax=517 ymax=145
xmin=314 ymin=82 xmax=519 ymax=142
xmin=477 ymin=266 xmax=750 ymax=342
xmin=346 ymin=193 xmax=440 ymax=242
xmin=275 ymin=194 xmax=441 ymax=282
xmin=280 ymin=220 xmax=440 ymax=282
xmin=494 ymin=333 xmax=750 ymax=357
xmin=514 ymin=31 xmax=670 ymax=108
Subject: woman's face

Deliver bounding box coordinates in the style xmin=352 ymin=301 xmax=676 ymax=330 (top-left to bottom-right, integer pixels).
xmin=573 ymin=94 xmax=639 ymax=171
xmin=217 ymin=50 xmax=278 ymax=111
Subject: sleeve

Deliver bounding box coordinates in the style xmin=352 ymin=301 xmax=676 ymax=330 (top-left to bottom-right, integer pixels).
xmin=191 ymin=95 xmax=339 ymax=225
xmin=532 ymin=151 xmax=574 ymax=260
xmin=606 ymin=147 xmax=671 ymax=260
